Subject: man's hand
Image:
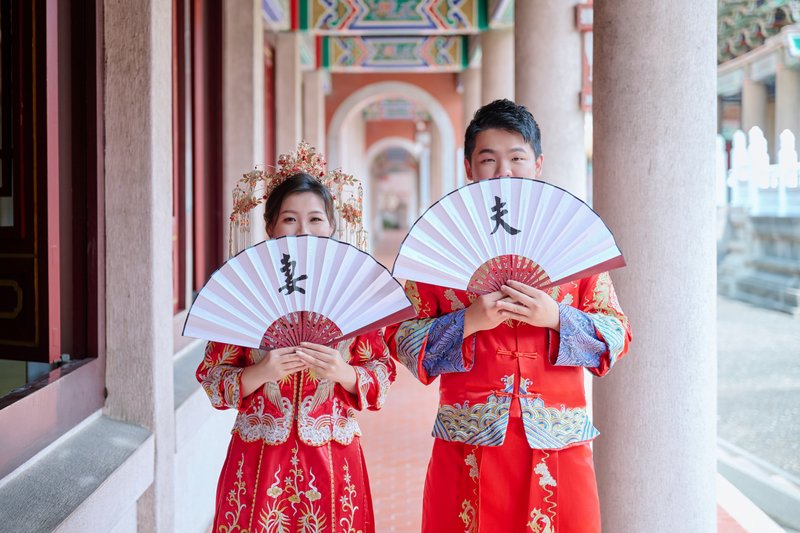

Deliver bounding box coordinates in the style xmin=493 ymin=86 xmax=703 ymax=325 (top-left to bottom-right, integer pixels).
xmin=295 ymin=342 xmax=358 ymax=394
xmin=497 ymin=280 xmax=560 ymax=331
xmin=463 ymin=290 xmax=509 ymax=338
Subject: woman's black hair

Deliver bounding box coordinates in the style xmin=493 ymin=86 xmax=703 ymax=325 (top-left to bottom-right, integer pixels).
xmin=263 ymin=173 xmax=336 ymax=234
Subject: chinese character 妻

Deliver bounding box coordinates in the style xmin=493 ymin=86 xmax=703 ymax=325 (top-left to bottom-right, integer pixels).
xmin=278 ymin=253 xmax=308 ymax=295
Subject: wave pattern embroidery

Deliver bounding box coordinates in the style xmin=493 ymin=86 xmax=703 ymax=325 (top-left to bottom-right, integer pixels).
xmin=433 ymin=376 xmax=513 ymax=446
xmin=519 ymin=379 xmax=599 ymax=449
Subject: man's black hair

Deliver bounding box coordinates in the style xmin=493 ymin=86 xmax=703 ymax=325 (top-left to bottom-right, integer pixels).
xmin=464 ymin=99 xmax=542 ymax=160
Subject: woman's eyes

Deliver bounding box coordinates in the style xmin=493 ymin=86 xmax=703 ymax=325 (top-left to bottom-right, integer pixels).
xmin=280 ymin=216 xmax=324 ymax=223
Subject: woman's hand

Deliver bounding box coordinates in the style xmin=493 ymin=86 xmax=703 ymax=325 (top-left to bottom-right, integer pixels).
xmin=497 ymin=280 xmax=560 ymax=331
xmin=295 ymin=342 xmax=358 ymax=394
xmin=241 ymin=346 xmax=307 ymax=397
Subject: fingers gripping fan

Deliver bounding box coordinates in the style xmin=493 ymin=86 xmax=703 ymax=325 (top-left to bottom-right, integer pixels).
xmin=392 ymin=177 xmax=626 ymax=294
xmin=183 ymin=235 xmax=416 ymax=350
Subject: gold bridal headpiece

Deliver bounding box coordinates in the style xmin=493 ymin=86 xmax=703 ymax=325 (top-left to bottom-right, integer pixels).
xmin=228 ymin=141 xmax=366 ymax=256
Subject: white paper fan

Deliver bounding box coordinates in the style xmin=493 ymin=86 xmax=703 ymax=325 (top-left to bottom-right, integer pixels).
xmin=392 ymin=177 xmax=625 ymax=293
xmin=183 ymin=235 xmax=416 ymax=349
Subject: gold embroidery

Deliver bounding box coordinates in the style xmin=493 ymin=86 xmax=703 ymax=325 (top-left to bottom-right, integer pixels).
xmin=590 ymin=273 xmax=626 ymax=322
xmin=527 ymin=509 xmax=554 ymax=533
xmin=353 ymin=337 xmax=372 ymax=362
xmin=219 ymin=454 xmax=249 ymax=533
xmin=547 ymin=285 xmax=561 ymax=301
xmin=444 ymin=289 xmax=466 ymax=311
xmin=338 ymin=460 xmax=361 ymax=533
xmin=548 ymin=283 xmax=575 ymax=305
xmin=260 ymin=446 xmax=327 ymax=533
xmin=459 ymin=500 xmax=477 ymax=533
xmin=405 ymin=280 xmax=432 ymax=316
xmin=459 ymin=449 xmax=479 ymax=533
xmin=527 ymin=452 xmax=556 ymax=532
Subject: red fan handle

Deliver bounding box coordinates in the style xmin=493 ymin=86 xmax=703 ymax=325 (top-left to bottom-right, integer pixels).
xmin=260 ymin=311 xmax=343 ymax=350
xmin=467 ymin=254 xmax=552 ymax=295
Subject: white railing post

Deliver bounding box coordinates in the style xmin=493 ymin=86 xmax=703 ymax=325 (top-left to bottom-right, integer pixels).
xmin=778 ymin=129 xmax=799 ymax=215
xmin=729 ymin=129 xmax=749 ymax=207
xmin=748 ymin=126 xmax=770 ymax=214
xmin=717 ymin=134 xmax=728 ymax=207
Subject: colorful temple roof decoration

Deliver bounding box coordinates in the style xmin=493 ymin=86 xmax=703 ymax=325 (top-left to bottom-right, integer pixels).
xmin=297 ymin=0 xmax=487 ymax=34
xmin=321 ymin=35 xmax=467 ymax=71
xmin=718 ymin=0 xmax=799 ymax=62
xmin=262 ymin=0 xmax=291 ymax=31
xmin=362 ymin=99 xmax=432 ymax=121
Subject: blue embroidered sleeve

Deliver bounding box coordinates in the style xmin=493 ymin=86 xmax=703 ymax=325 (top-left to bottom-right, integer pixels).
xmin=421 ymin=309 xmax=471 ymax=377
xmin=555 ymin=304 xmax=606 ymax=368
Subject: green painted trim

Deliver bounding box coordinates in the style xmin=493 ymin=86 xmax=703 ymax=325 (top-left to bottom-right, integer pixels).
xmin=478 ymin=0 xmax=488 ymax=31
xmin=321 ymin=36 xmax=329 ymax=68
xmin=300 ymin=0 xmax=308 ymax=30
xmin=461 ymin=35 xmax=469 ymax=69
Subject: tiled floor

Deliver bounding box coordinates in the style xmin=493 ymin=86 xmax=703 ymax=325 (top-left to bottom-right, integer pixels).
xmin=358 ymin=370 xmax=437 ymax=532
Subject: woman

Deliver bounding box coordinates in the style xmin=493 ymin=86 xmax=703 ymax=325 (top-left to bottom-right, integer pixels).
xmin=197 ymin=169 xmax=394 ymax=533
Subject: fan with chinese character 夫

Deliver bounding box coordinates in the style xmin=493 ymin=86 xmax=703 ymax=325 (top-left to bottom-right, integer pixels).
xmin=392 ymin=177 xmax=625 ymax=294
xmin=183 ymin=235 xmax=416 ymax=349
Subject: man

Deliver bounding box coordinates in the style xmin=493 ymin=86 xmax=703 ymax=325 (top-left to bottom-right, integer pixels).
xmin=386 ymin=99 xmax=631 ymax=532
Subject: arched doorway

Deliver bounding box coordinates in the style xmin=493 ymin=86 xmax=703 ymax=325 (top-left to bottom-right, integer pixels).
xmin=327 ymin=82 xmax=457 ymax=249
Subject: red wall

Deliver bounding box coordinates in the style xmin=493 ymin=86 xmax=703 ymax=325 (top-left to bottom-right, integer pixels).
xmin=325 ymin=73 xmax=464 ymax=153
xmin=365 ymin=120 xmax=416 ymax=147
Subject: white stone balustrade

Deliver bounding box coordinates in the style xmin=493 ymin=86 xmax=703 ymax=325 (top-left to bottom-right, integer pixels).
xmin=718 ymin=126 xmax=800 ymax=315
xmin=721 ymin=126 xmax=800 ymax=215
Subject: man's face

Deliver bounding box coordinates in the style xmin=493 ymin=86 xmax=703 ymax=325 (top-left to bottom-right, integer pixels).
xmin=465 ymin=128 xmax=543 ymax=181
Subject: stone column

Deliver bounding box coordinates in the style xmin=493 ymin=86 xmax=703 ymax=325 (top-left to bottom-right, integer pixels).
xmin=303 ymin=70 xmax=327 ymax=154
xmin=593 ymin=1 xmax=717 ymax=531
xmin=430 ymin=125 xmax=443 ymax=199
xmin=275 ymin=32 xmax=302 ymax=155
xmin=462 ymin=66 xmax=481 ymax=129
xmin=416 ymin=130 xmax=432 ymax=212
xmin=104 ymin=1 xmax=174 ymax=530
xmin=461 ymin=66 xmax=481 ymax=186
xmin=742 ymin=69 xmax=768 ymax=133
xmin=481 ymin=28 xmax=514 ymax=105
xmin=224 ymin=0 xmax=265 ymax=247
xmin=515 ymin=0 xmax=587 ymax=199
xmin=775 ymin=62 xmax=800 ymax=145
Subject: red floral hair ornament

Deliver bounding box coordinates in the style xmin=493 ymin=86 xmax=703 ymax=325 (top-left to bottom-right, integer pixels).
xmin=229 ymin=141 xmax=366 ymax=256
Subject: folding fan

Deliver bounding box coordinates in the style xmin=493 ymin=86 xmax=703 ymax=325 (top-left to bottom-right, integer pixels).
xmin=183 ymin=235 xmax=416 ymax=350
xmin=392 ymin=177 xmax=625 ymax=294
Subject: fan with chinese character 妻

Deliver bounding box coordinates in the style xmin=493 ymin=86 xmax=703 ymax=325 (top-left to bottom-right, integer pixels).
xmin=392 ymin=177 xmax=625 ymax=294
xmin=183 ymin=235 xmax=416 ymax=350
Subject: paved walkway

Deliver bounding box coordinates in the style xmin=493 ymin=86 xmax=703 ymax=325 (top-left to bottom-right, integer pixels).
xmin=718 ymin=296 xmax=800 ymax=479
xmin=360 ymin=230 xmax=788 ymax=532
